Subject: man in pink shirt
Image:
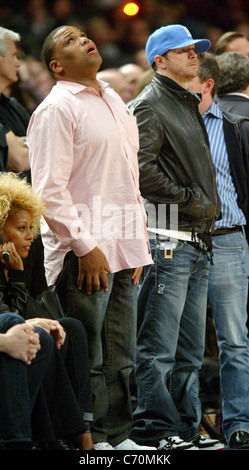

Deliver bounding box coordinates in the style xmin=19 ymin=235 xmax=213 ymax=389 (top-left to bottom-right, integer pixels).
xmin=27 ymin=25 xmax=153 ymax=451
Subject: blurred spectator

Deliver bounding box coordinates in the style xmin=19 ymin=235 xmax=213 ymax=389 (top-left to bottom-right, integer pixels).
xmin=0 ymin=27 xmax=30 ymax=173
xmin=205 ymin=26 xmax=225 ymax=52
xmin=154 ymin=1 xmax=187 ymax=28
xmin=182 ymin=0 xmax=234 ymax=31
xmin=119 ymin=63 xmax=143 ymax=102
xmin=50 ymin=0 xmax=81 ymax=29
xmin=214 ymin=31 xmax=249 ymax=57
xmin=118 ymin=18 xmax=151 ymax=61
xmin=86 ymin=16 xmax=123 ymax=69
xmin=215 ymin=51 xmax=249 ymax=118
xmin=21 ymin=0 xmax=54 ymax=59
xmin=97 ymin=68 xmax=131 ymax=103
xmin=1 ymin=0 xmax=249 ymax=68
xmin=12 ymin=57 xmax=55 ymax=114
xmin=236 ymin=20 xmax=249 ymax=38
xmin=134 ymin=68 xmax=155 ymax=97
xmin=134 ymin=49 xmax=151 ymax=70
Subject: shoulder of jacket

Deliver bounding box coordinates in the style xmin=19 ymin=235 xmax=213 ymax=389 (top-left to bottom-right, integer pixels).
xmin=222 ymin=109 xmax=249 ymax=130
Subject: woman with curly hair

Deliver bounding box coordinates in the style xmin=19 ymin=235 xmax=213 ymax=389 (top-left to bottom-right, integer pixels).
xmin=0 ymin=171 xmax=44 ymax=236
xmin=0 ymin=172 xmax=94 ymax=450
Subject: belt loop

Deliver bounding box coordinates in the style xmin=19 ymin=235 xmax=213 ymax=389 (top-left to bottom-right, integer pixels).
xmin=242 ymin=225 xmax=246 ymax=237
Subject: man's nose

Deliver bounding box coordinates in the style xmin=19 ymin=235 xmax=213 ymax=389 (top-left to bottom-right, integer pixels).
xmin=79 ymin=36 xmax=89 ymax=45
xmin=188 ymin=48 xmax=197 ymax=58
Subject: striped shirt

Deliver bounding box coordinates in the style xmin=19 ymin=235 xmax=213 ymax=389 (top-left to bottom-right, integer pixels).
xmin=203 ymin=101 xmax=246 ymax=229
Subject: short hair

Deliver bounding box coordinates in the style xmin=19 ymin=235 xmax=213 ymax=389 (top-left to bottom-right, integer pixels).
xmin=0 ymin=172 xmax=45 ymax=238
xmin=214 ymin=31 xmax=247 ymax=55
xmin=0 ymin=26 xmax=20 ymax=57
xmin=42 ymin=25 xmax=67 ymax=74
xmin=215 ymin=51 xmax=249 ymax=97
xmin=151 ymin=51 xmax=169 ymax=72
xmin=197 ymin=52 xmax=220 ymax=98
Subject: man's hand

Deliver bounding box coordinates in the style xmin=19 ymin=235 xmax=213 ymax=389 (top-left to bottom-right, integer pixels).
xmin=131 ymin=267 xmax=143 ymax=285
xmin=77 ymin=247 xmax=111 ymax=294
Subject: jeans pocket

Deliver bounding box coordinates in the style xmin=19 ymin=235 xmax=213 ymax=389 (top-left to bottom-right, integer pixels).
xmin=212 ymin=238 xmax=243 ymax=250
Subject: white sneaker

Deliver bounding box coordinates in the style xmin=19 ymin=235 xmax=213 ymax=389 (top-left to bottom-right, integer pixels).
xmin=158 ymin=436 xmax=199 ymax=450
xmin=191 ymin=434 xmax=224 ymax=450
xmin=93 ymin=442 xmax=114 ymax=450
xmin=114 ymin=438 xmax=157 ymax=450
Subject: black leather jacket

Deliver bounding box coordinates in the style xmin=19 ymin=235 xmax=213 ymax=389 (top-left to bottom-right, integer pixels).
xmin=0 ymin=263 xmax=61 ymax=320
xmin=129 ymin=74 xmax=221 ymax=233
xmin=0 ymin=265 xmax=28 ymax=316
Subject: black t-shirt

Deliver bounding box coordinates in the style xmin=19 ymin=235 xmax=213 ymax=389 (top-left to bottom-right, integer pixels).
xmin=0 ymin=123 xmax=8 ymax=172
xmin=0 ymin=93 xmax=31 ymax=180
xmin=0 ymin=93 xmax=30 ymax=136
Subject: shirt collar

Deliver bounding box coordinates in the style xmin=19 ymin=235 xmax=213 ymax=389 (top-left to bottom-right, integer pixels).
xmin=203 ymin=100 xmax=222 ymax=120
xmin=227 ymin=92 xmax=249 ymax=99
xmin=56 ymin=79 xmax=110 ymax=95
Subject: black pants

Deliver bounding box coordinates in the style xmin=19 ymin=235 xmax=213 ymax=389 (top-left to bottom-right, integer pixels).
xmin=31 ymin=318 xmax=93 ymax=443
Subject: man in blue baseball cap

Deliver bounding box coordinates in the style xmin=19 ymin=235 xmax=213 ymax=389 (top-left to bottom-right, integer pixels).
xmin=128 ymin=25 xmax=223 ymax=450
xmin=145 ymin=24 xmax=211 ymax=66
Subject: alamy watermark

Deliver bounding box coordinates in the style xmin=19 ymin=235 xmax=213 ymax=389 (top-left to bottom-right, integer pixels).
xmin=69 ymin=196 xmax=178 ymax=241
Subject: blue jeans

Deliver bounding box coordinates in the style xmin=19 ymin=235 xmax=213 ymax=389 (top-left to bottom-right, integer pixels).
xmin=56 ymin=254 xmax=138 ymax=446
xmin=208 ymin=230 xmax=249 ymax=443
xmin=0 ymin=313 xmax=54 ymax=446
xmin=131 ymin=238 xmax=209 ymax=446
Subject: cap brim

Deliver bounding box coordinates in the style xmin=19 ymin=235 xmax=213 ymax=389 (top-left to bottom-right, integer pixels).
xmin=171 ymin=38 xmax=211 ymax=53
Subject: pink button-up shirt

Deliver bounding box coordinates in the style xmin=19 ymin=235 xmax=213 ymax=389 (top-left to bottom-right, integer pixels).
xmin=27 ymin=80 xmax=152 ymax=285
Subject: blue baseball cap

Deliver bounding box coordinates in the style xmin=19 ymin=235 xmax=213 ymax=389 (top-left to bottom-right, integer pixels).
xmin=146 ymin=24 xmax=211 ymax=66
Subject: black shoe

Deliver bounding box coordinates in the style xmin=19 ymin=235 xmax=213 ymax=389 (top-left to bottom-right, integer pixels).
xmin=191 ymin=434 xmax=224 ymax=450
xmin=157 ymin=436 xmax=198 ymax=450
xmin=229 ymin=431 xmax=249 ymax=449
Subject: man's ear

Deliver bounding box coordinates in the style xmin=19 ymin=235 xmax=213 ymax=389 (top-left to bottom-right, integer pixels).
xmin=204 ymin=78 xmax=215 ymax=95
xmin=154 ymin=54 xmax=167 ymax=70
xmin=49 ymin=59 xmax=63 ymax=75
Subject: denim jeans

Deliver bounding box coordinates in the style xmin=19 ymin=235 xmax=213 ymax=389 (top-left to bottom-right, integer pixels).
xmin=208 ymin=230 xmax=249 ymax=443
xmin=131 ymin=238 xmax=209 ymax=446
xmin=0 ymin=312 xmax=54 ymax=446
xmin=56 ymin=254 xmax=138 ymax=446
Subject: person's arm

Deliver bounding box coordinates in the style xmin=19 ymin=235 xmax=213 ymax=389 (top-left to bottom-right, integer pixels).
xmin=131 ymin=100 xmax=213 ymax=220
xmin=6 ymin=130 xmax=30 ymax=172
xmin=0 ymin=323 xmax=40 ymax=365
